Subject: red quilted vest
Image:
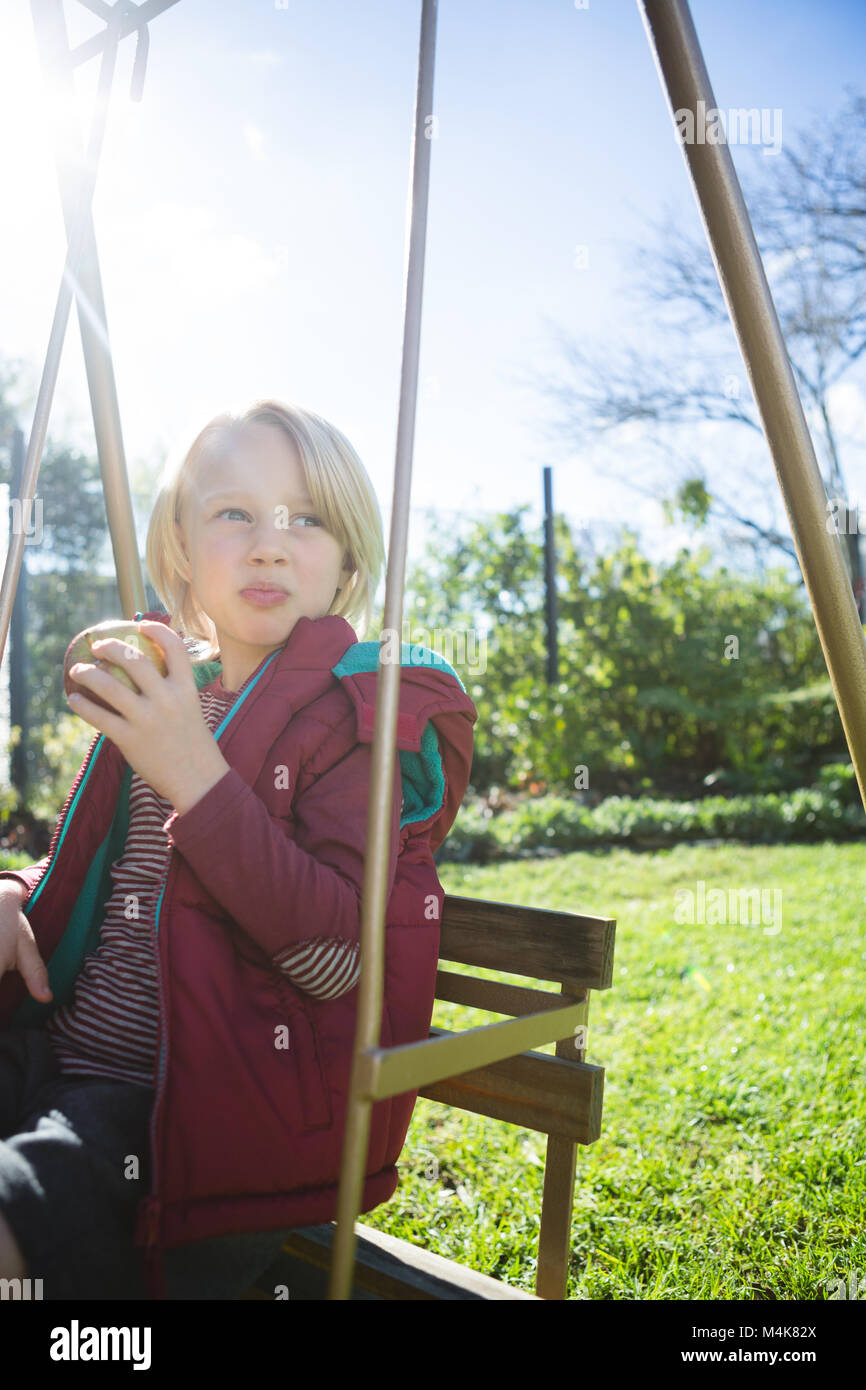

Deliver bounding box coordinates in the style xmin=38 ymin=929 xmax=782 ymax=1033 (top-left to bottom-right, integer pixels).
xmin=0 ymin=612 xmax=477 ymax=1298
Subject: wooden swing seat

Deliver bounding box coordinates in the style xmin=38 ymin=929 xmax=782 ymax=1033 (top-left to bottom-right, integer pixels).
xmin=240 ymin=891 xmax=616 ymax=1301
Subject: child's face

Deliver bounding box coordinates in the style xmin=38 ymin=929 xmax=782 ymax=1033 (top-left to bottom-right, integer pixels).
xmin=177 ymin=422 xmax=353 ymax=688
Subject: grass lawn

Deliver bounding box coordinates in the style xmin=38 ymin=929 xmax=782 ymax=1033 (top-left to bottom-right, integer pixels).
xmin=360 ymin=840 xmax=866 ymax=1299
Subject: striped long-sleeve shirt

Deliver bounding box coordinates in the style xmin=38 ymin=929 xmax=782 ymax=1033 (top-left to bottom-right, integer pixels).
xmin=46 ymin=672 xmax=361 ymax=1087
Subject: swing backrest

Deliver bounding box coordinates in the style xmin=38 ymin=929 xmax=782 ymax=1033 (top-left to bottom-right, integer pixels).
xmin=267 ymin=890 xmax=616 ymax=1300
xmin=421 ymin=892 xmax=614 ymax=1149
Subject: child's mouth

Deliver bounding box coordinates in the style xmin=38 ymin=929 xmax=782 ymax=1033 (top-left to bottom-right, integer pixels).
xmin=240 ymin=589 xmax=290 ymax=607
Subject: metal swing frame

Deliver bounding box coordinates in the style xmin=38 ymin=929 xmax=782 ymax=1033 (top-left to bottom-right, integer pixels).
xmin=2 ymin=0 xmax=865 ymax=1301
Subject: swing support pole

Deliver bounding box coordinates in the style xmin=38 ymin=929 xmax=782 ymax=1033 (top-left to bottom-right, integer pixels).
xmin=25 ymin=0 xmax=164 ymax=621
xmin=1 ymin=2 xmax=180 ymax=668
xmin=0 ymin=1 xmax=127 ymax=671
xmin=328 ymin=0 xmax=438 ymax=1301
xmin=639 ymin=0 xmax=866 ymax=811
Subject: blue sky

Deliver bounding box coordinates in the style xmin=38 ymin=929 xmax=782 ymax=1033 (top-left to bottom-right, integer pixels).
xmin=1 ymin=0 xmax=865 ymax=587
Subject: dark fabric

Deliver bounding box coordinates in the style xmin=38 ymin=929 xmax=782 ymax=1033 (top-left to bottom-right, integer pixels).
xmin=0 ymin=1025 xmax=290 ymax=1299
xmin=0 ymin=1023 xmax=153 ymax=1299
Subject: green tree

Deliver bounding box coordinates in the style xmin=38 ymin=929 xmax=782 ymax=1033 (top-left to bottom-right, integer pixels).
xmin=0 ymin=356 xmax=154 ymax=817
xmin=405 ymin=509 xmax=842 ymax=798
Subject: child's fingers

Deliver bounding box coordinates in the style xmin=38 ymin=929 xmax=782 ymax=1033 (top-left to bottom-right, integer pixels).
xmin=15 ymin=923 xmax=53 ymax=1001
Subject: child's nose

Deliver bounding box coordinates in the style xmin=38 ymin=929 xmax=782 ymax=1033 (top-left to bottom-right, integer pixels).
xmin=247 ymin=523 xmax=290 ymax=556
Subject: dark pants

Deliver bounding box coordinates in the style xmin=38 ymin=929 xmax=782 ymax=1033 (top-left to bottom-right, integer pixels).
xmin=0 ymin=1024 xmax=291 ymax=1300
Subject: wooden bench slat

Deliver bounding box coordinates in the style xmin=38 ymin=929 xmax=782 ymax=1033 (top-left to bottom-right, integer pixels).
xmin=417 ymin=1026 xmax=604 ymax=1142
xmin=435 ymin=969 xmax=587 ymax=1017
xmin=269 ymin=1222 xmax=538 ymax=1300
xmin=440 ymin=894 xmax=615 ymax=989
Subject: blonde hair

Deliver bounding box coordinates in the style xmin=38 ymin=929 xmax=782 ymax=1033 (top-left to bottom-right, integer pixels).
xmin=145 ymin=399 xmax=385 ymax=662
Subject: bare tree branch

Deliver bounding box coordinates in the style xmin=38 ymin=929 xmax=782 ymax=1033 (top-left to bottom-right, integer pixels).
xmin=530 ymin=90 xmax=866 ymax=608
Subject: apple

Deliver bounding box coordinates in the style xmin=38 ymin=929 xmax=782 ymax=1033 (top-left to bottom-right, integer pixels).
xmin=64 ymin=619 xmax=168 ymax=713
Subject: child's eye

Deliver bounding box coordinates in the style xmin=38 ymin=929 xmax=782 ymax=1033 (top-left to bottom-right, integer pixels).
xmin=215 ymin=508 xmax=323 ymax=527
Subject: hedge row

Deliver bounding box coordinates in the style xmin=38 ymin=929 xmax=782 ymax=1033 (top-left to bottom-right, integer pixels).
xmin=437 ymin=783 xmax=866 ymax=863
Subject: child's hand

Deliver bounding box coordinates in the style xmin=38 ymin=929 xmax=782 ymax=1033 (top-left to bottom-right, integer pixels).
xmin=65 ymin=620 xmax=230 ymax=811
xmin=0 ymin=884 xmax=53 ymax=1002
